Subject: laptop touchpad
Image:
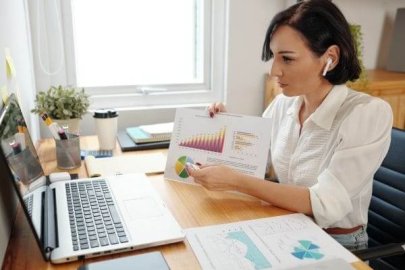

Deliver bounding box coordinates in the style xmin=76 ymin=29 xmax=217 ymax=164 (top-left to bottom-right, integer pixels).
xmin=123 ymin=197 xmax=163 ymax=220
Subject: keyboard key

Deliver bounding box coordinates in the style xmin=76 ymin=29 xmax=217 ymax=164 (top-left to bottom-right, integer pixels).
xmin=108 ymin=205 xmax=121 ymax=224
xmin=108 ymin=234 xmax=119 ymax=245
xmin=99 ymin=237 xmax=109 ymax=246
xmin=90 ymin=240 xmax=99 ymax=248
xmin=119 ymin=236 xmax=128 ymax=243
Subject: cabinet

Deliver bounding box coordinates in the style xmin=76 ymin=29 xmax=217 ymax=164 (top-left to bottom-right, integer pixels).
xmin=264 ymin=69 xmax=405 ymax=129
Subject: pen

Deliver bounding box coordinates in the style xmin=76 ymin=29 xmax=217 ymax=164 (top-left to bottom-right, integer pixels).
xmin=58 ymin=128 xmax=68 ymax=140
xmin=10 ymin=141 xmax=22 ymax=154
xmin=40 ymin=113 xmax=63 ymax=140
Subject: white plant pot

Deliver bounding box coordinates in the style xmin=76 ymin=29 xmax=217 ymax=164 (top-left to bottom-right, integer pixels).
xmin=53 ymin=118 xmax=80 ymax=135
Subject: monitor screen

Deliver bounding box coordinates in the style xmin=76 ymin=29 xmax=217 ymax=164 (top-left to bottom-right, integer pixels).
xmin=0 ymin=94 xmax=46 ymax=251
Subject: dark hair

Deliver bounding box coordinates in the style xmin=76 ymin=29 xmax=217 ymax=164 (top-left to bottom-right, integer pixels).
xmin=262 ymin=0 xmax=361 ymax=84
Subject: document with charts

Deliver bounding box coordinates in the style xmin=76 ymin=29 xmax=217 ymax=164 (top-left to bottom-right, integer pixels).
xmin=164 ymin=108 xmax=272 ymax=184
xmin=186 ymin=213 xmax=358 ymax=270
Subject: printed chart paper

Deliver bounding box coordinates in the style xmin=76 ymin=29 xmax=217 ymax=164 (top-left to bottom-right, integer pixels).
xmin=186 ymin=214 xmax=358 ymax=270
xmin=164 ymin=108 xmax=272 ymax=184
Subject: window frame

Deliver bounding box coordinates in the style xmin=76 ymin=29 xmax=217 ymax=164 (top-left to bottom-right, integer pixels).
xmin=57 ymin=0 xmax=227 ymax=110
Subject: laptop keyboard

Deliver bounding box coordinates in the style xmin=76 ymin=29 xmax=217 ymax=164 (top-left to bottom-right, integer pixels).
xmin=65 ymin=180 xmax=128 ymax=251
xmin=24 ymin=195 xmax=34 ymax=218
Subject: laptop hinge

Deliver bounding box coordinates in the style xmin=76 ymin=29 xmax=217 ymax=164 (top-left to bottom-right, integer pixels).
xmin=44 ymin=187 xmax=59 ymax=254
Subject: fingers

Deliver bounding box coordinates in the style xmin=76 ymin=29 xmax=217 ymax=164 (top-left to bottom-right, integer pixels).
xmin=186 ymin=162 xmax=200 ymax=171
xmin=207 ymin=102 xmax=226 ymax=118
xmin=186 ymin=163 xmax=202 ymax=177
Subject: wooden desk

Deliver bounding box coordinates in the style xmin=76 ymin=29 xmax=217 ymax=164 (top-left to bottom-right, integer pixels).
xmin=2 ymin=136 xmax=371 ymax=270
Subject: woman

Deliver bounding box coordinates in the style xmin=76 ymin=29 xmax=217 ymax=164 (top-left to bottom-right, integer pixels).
xmin=187 ymin=0 xmax=392 ymax=251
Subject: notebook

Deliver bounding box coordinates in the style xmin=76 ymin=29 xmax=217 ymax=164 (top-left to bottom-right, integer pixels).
xmin=126 ymin=127 xmax=170 ymax=144
xmin=117 ymin=130 xmax=170 ymax=152
xmin=0 ymin=94 xmax=184 ymax=264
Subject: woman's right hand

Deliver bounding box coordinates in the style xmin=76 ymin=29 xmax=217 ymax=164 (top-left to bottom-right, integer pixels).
xmin=207 ymin=102 xmax=226 ymax=118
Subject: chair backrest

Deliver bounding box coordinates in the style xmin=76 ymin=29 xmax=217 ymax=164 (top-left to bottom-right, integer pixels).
xmin=368 ymin=128 xmax=405 ymax=269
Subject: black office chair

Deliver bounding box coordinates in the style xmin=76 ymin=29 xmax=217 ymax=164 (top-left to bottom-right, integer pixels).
xmin=353 ymin=128 xmax=405 ymax=270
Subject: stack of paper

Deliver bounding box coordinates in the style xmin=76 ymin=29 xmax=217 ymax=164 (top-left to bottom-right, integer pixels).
xmin=140 ymin=122 xmax=174 ymax=137
xmin=126 ymin=122 xmax=173 ymax=144
xmin=84 ymin=153 xmax=166 ymax=177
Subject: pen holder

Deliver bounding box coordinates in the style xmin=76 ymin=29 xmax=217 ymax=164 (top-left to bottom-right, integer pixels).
xmin=7 ymin=148 xmax=43 ymax=185
xmin=55 ymin=133 xmax=81 ymax=170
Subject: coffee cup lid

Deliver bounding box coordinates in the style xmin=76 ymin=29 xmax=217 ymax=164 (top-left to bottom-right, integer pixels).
xmin=93 ymin=109 xmax=118 ymax=118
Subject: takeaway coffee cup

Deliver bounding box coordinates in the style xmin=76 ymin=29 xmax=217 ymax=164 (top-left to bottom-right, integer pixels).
xmin=93 ymin=109 xmax=118 ymax=150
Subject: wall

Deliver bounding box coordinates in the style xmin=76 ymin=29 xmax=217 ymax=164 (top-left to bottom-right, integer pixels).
xmin=225 ymin=0 xmax=285 ymax=115
xmin=0 ymin=0 xmax=37 ymax=266
xmin=334 ymin=0 xmax=405 ymax=69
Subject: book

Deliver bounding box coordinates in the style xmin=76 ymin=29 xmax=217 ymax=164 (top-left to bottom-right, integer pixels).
xmin=139 ymin=122 xmax=174 ymax=137
xmin=126 ymin=125 xmax=172 ymax=144
xmin=117 ymin=130 xmax=170 ymax=151
xmin=84 ymin=153 xmax=166 ymax=177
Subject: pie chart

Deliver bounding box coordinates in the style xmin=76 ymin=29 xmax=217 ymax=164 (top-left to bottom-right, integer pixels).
xmin=175 ymin=156 xmax=194 ymax=178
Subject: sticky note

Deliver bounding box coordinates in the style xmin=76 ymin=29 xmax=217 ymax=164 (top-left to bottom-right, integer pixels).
xmin=5 ymin=48 xmax=16 ymax=79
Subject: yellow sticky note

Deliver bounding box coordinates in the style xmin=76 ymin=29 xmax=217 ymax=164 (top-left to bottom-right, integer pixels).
xmin=0 ymin=85 xmax=9 ymax=103
xmin=4 ymin=48 xmax=16 ymax=79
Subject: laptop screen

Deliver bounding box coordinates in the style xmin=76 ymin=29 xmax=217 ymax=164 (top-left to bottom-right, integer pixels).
xmin=0 ymin=94 xmax=46 ymax=253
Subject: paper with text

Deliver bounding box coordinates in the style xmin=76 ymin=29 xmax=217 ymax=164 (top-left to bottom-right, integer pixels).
xmin=164 ymin=108 xmax=272 ymax=184
xmin=186 ymin=214 xmax=358 ymax=270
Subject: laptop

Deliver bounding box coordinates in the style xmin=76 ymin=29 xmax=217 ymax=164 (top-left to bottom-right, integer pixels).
xmin=0 ymin=94 xmax=184 ymax=264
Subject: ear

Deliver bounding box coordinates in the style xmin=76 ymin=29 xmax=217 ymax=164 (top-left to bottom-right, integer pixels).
xmin=322 ymin=45 xmax=340 ymax=73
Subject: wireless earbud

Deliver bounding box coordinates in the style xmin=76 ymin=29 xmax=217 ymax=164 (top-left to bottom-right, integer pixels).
xmin=322 ymin=58 xmax=333 ymax=76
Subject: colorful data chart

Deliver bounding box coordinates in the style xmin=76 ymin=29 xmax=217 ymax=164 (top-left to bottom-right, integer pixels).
xmin=175 ymin=156 xmax=194 ymax=178
xmin=226 ymin=230 xmax=272 ymax=269
xmin=291 ymin=240 xmax=324 ymax=260
xmin=179 ymin=128 xmax=226 ymax=153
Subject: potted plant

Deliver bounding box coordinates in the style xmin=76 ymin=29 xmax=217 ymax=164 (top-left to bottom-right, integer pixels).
xmin=31 ymin=85 xmax=90 ymax=134
xmin=347 ymin=24 xmax=368 ymax=90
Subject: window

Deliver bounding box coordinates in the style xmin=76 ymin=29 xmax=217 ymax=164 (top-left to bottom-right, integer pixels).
xmin=54 ymin=0 xmax=227 ymax=109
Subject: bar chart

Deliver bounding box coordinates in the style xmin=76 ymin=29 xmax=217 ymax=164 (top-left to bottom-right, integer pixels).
xmin=179 ymin=128 xmax=226 ymax=153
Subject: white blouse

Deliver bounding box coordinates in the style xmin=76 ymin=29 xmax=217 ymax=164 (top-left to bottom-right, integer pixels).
xmin=262 ymin=84 xmax=393 ymax=229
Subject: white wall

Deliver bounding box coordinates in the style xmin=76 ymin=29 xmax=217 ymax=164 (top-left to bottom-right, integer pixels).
xmin=0 ymin=0 xmax=37 ymax=265
xmin=226 ymin=0 xmax=285 ymax=115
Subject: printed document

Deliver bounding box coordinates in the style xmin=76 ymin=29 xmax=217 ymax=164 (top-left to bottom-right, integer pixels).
xmin=164 ymin=108 xmax=272 ymax=184
xmin=186 ymin=214 xmax=358 ymax=270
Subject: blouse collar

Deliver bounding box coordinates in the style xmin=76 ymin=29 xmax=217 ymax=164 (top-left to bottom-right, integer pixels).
xmin=286 ymin=84 xmax=348 ymax=130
